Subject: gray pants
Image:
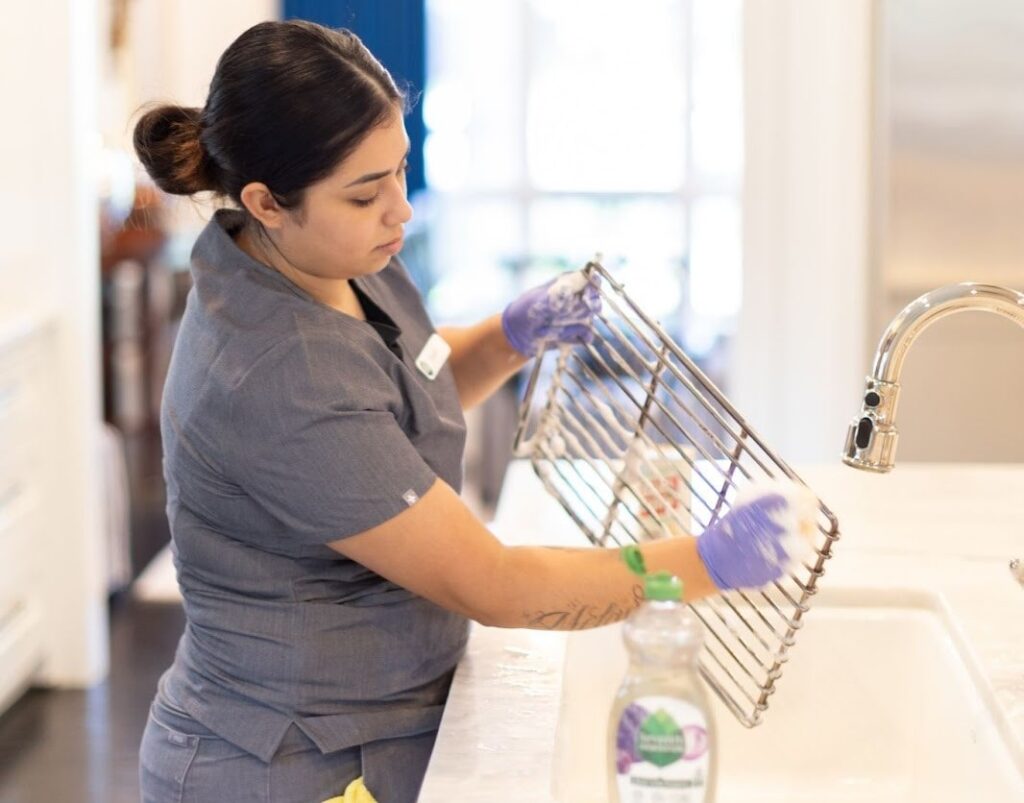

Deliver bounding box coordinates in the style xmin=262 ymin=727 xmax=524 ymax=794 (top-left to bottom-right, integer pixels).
xmin=139 ymin=697 xmax=437 ymax=803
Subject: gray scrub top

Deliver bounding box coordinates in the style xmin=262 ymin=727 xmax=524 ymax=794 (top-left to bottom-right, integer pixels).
xmin=158 ymin=209 xmax=470 ymax=762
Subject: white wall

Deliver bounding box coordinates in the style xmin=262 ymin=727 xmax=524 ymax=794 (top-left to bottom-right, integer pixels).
xmin=0 ymin=0 xmax=108 ymax=686
xmin=122 ymin=0 xmax=279 ymax=112
xmin=733 ymin=0 xmax=873 ymax=464
xmin=872 ymin=0 xmax=1024 ymax=463
xmin=737 ymin=0 xmax=1024 ymax=467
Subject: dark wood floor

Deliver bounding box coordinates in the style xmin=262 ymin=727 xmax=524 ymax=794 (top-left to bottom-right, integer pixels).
xmin=0 ymin=597 xmax=185 ymax=803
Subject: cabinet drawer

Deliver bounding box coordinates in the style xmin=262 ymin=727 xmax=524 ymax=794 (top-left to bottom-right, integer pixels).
xmin=0 ymin=493 xmax=41 ymax=600
xmin=0 ymin=382 xmax=34 ymax=456
xmin=0 ymin=335 xmax=40 ymax=409
xmin=0 ymin=448 xmax=38 ymax=526
xmin=0 ymin=599 xmax=43 ymax=716
xmin=0 ymin=346 xmax=42 ymax=471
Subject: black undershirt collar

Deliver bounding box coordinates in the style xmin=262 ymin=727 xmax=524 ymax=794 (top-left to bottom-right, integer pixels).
xmin=351 ymin=281 xmax=403 ymax=360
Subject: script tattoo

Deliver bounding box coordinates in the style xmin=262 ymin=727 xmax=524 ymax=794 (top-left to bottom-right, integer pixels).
xmin=523 ymin=584 xmax=645 ymax=631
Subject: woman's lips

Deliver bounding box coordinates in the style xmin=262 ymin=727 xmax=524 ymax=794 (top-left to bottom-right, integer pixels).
xmin=376 ymin=237 xmax=404 ymax=254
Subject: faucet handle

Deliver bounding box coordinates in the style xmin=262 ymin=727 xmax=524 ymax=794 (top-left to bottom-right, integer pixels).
xmin=1011 ymin=559 xmax=1024 ymax=588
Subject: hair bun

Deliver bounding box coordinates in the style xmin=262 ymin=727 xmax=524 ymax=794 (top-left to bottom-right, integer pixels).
xmin=133 ymin=104 xmax=219 ymax=196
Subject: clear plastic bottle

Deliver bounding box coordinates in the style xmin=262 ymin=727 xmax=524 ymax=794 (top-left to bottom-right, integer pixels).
xmin=608 ymin=568 xmax=717 ymax=803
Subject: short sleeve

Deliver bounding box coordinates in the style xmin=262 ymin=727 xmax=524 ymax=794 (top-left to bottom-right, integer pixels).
xmin=228 ymin=333 xmax=437 ymax=544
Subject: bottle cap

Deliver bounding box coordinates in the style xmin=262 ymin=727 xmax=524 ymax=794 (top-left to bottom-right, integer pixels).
xmin=621 ymin=546 xmax=684 ymax=601
xmin=644 ymin=571 xmax=683 ymax=602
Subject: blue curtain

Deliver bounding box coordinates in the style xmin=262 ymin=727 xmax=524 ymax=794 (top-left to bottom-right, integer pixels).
xmin=283 ymin=0 xmax=428 ymax=196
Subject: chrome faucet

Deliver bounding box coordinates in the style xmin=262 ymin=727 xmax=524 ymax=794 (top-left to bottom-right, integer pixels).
xmin=842 ymin=281 xmax=1024 ymax=587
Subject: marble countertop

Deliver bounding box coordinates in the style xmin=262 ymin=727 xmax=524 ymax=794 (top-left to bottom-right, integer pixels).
xmin=419 ymin=461 xmax=1024 ymax=802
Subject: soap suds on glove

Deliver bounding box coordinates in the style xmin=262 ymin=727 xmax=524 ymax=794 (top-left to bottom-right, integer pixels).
xmin=546 ymin=270 xmax=591 ymax=298
xmin=734 ymin=479 xmax=818 ymax=572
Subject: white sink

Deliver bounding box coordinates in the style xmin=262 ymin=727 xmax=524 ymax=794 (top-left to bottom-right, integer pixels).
xmin=552 ymin=588 xmax=1024 ymax=803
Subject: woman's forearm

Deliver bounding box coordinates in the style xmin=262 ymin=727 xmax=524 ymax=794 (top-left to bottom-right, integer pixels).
xmin=333 ymin=478 xmax=807 ymax=634
xmin=485 ymin=537 xmax=718 ymax=631
xmin=438 ymin=315 xmax=529 ymax=410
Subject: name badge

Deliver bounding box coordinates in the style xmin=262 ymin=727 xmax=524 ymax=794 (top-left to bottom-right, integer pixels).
xmin=415 ymin=333 xmax=451 ymax=380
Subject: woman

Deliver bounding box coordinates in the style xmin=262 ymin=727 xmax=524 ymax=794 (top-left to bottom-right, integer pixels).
xmin=134 ymin=20 xmax=811 ymax=803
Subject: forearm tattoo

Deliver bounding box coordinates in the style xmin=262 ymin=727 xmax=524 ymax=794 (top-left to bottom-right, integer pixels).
xmin=523 ymin=584 xmax=645 ymax=631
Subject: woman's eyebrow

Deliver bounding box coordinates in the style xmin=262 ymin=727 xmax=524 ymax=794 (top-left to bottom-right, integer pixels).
xmin=344 ymin=146 xmax=412 ymax=188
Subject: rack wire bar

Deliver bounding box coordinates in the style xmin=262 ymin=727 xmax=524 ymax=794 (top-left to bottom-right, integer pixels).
xmin=512 ymin=259 xmax=841 ymax=727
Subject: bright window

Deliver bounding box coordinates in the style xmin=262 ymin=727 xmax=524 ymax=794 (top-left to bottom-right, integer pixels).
xmin=423 ymin=0 xmax=742 ymax=360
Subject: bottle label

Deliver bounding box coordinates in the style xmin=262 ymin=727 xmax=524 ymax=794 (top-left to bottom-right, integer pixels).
xmin=615 ymin=696 xmax=710 ymax=803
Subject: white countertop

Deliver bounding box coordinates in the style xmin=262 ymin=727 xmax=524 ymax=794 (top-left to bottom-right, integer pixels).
xmin=419 ymin=461 xmax=1024 ymax=802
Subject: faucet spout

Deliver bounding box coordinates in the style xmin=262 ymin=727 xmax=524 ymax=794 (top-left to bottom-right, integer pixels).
xmin=842 ymin=282 xmax=1024 ymax=472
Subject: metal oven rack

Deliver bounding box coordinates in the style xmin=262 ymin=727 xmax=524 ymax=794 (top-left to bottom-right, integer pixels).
xmin=512 ymin=259 xmax=840 ymax=727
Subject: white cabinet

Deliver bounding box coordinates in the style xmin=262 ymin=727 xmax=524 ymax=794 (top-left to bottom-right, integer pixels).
xmin=2 ymin=0 xmax=108 ymax=694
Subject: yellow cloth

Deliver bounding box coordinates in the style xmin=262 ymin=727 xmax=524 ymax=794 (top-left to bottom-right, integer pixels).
xmin=322 ymin=776 xmax=378 ymax=803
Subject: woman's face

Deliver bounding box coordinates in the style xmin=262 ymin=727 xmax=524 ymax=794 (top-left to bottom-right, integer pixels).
xmin=274 ymin=105 xmax=413 ymax=280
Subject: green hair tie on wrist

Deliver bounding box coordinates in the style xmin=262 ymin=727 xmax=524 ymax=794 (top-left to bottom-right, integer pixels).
xmin=621 ymin=544 xmax=647 ymax=577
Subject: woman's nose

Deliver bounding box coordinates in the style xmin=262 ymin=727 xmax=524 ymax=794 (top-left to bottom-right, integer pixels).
xmin=383 ymin=182 xmax=414 ymax=227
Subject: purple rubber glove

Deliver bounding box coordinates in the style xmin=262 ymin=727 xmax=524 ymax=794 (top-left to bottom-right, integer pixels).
xmin=501 ymin=271 xmax=602 ymax=356
xmin=696 ymin=481 xmax=818 ymax=591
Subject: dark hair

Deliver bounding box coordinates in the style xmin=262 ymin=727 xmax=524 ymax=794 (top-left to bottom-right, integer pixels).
xmin=133 ymin=20 xmax=403 ymax=209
